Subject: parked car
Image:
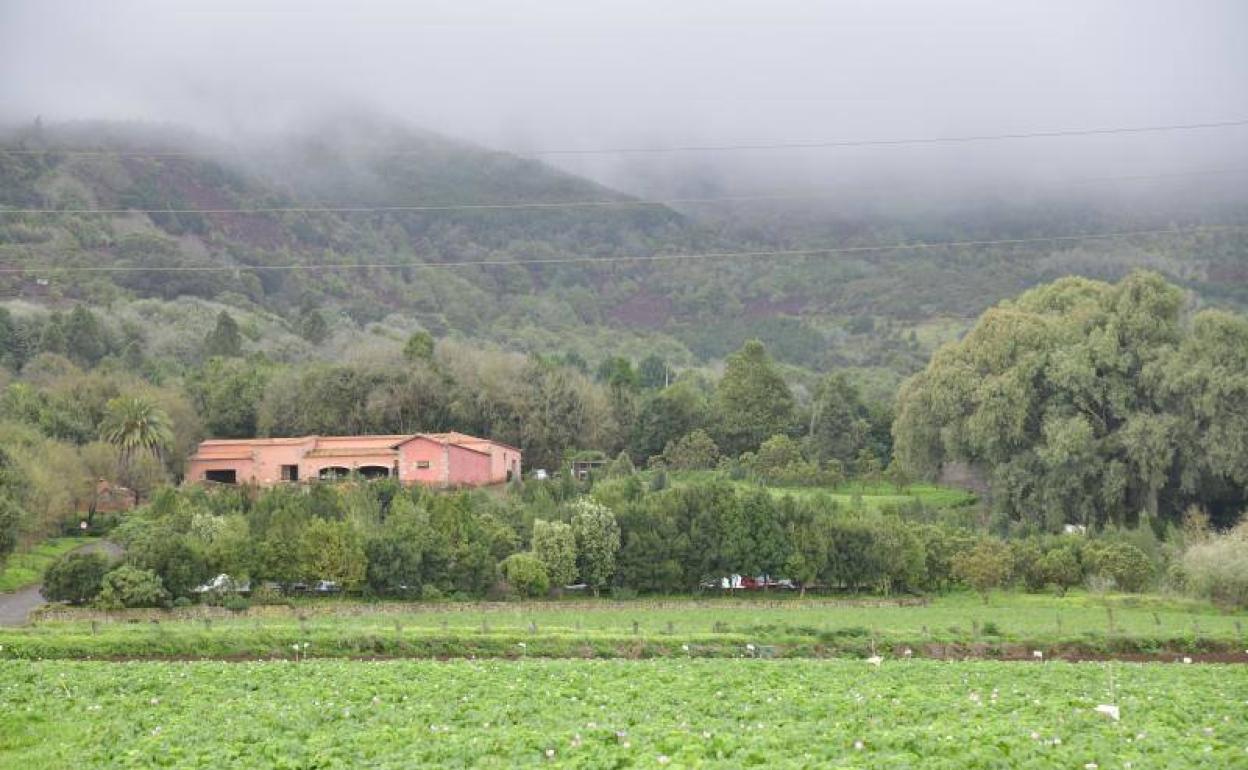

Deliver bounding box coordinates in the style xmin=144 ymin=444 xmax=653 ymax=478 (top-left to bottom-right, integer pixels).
xmin=699 ymin=574 xmax=798 ymax=591
xmin=312 ymin=580 xmax=341 ymax=594
xmin=533 ymin=469 xmax=549 ymax=481
xmin=192 ymin=573 xmax=250 ymax=594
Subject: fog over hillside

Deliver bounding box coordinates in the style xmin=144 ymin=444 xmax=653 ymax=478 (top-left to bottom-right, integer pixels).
xmin=3 ymin=0 xmax=1247 ymax=210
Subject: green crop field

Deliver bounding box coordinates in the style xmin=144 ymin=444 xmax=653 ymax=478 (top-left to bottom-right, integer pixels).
xmin=2 ymin=658 xmax=1245 ymax=768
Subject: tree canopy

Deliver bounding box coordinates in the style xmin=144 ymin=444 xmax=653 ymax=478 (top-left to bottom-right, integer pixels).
xmin=894 ymin=272 xmax=1248 ymax=529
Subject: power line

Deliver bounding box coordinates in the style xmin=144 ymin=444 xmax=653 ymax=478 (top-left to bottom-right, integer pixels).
xmin=528 ymin=119 xmax=1248 ymax=155
xmin=0 ymin=224 xmax=1240 ymax=275
xmin=2 ymin=119 xmax=1245 ymax=160
xmin=1 ymin=167 xmax=1245 ymax=217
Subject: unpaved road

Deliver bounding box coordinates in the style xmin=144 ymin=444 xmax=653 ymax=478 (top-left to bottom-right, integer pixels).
xmin=0 ymin=540 xmax=122 ymax=627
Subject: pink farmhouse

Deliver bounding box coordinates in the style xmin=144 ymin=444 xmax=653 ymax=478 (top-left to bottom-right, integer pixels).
xmin=186 ymin=432 xmax=521 ymax=488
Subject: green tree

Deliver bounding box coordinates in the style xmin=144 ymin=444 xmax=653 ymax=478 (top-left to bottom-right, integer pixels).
xmin=203 ymin=311 xmax=243 ymax=358
xmin=100 ymin=395 xmax=173 ymax=503
xmin=1082 ymin=541 xmax=1153 ymax=592
xmin=741 ymin=434 xmax=821 ymax=485
xmin=885 ymin=459 xmax=911 ymax=492
xmin=364 ymin=496 xmax=432 ymax=597
xmin=122 ymin=527 xmax=209 ymax=599
xmin=713 ymin=340 xmax=795 ymax=456
xmin=64 ymin=305 xmax=110 ymax=366
xmin=1036 ymin=545 xmax=1082 ymax=596
xmin=893 ymin=272 xmax=1227 ymax=530
xmin=605 ymin=450 xmax=635 ymax=478
xmin=570 ymin=498 xmax=620 ymax=596
xmin=518 ymin=360 xmax=587 ymax=471
xmin=298 ymin=306 xmax=330 ymax=344
xmin=952 ymin=539 xmax=1014 ymax=604
xmin=499 ymin=553 xmax=550 ymax=597
xmin=41 ymin=551 xmax=111 ymax=604
xmin=637 ymin=354 xmax=668 ymax=389
xmin=661 ymin=429 xmax=720 ymax=470
xmin=808 ymin=373 xmax=869 ymax=465
xmin=855 ymin=447 xmax=883 ymax=490
xmin=630 ymin=381 xmax=707 ymax=461
xmin=0 ymin=495 xmax=19 ymax=570
xmin=187 ymin=357 xmax=271 ymax=438
xmin=100 ymin=396 xmax=173 ymax=464
xmin=0 ymin=307 xmax=14 ymax=369
xmin=596 ymin=356 xmax=638 ymax=390
xmin=403 ymin=330 xmax=435 ymax=362
xmin=531 ymin=519 xmax=577 ymax=588
xmin=300 ymin=518 xmax=367 ymax=590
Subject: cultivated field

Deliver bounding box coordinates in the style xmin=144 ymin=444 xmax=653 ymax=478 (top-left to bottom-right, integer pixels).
xmin=2 ymin=658 xmax=1245 ymax=768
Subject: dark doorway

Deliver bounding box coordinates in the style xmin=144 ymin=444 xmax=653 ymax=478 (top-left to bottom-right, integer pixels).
xmin=205 ymin=469 xmax=237 ymax=484
xmin=319 ymin=466 xmax=350 ymax=481
xmin=358 ymin=465 xmax=390 ymax=480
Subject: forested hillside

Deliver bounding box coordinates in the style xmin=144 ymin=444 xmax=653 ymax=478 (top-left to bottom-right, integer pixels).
xmin=4 ymin=118 xmax=1245 ymax=391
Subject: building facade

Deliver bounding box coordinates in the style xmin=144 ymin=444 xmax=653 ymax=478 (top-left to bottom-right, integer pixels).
xmin=186 ymin=433 xmax=520 ymax=488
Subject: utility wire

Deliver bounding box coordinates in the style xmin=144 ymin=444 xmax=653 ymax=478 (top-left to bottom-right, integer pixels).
xmin=1 ymin=167 xmax=1245 ymax=217
xmin=530 ymin=119 xmax=1248 ymax=155
xmin=1 ymin=118 xmax=1245 ymax=160
xmin=0 ymin=224 xmax=1240 ymax=275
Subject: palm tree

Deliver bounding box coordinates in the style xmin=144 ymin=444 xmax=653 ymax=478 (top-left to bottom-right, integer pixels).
xmin=100 ymin=396 xmax=173 ymax=503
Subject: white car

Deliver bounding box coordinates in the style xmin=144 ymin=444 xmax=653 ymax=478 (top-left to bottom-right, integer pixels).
xmin=533 ymin=469 xmax=548 ymax=480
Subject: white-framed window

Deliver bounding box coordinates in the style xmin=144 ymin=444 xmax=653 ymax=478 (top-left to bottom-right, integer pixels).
xmin=415 ymin=461 xmax=431 ymax=469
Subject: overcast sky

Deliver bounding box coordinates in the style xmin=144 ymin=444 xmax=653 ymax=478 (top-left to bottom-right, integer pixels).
xmin=2 ymin=0 xmax=1247 ymax=199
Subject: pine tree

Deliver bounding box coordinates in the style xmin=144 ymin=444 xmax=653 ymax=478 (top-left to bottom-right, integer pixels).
xmin=203 ymin=311 xmax=242 ymax=358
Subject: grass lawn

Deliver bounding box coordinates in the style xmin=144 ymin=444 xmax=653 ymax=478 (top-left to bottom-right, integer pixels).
xmin=2 ymin=658 xmax=1245 ymax=768
xmin=5 ymin=591 xmax=1243 ymax=660
xmin=665 ymin=470 xmax=978 ymax=511
xmin=0 ymin=537 xmax=94 ymax=593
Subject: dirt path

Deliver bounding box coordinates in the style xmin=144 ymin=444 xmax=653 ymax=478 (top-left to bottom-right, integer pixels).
xmin=0 ymin=540 xmax=121 ymax=627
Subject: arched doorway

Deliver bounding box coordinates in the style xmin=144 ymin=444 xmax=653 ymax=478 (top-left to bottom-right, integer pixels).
xmin=318 ymin=466 xmax=350 ymax=481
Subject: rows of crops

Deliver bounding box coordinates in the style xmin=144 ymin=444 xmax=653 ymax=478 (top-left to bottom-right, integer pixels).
xmin=3 ymin=658 xmax=1245 ymax=768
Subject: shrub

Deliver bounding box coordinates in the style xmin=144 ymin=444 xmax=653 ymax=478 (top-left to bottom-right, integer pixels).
xmin=1036 ymin=546 xmax=1082 ymax=595
xmin=742 ymin=434 xmax=825 ymax=486
xmin=172 ymin=596 xmax=192 ymax=608
xmin=1083 ymin=541 xmax=1153 ymax=593
xmin=249 ymin=583 xmax=285 ymax=606
xmin=42 ymin=552 xmax=111 ymax=604
xmin=499 ymin=553 xmax=550 ymax=598
xmin=98 ymin=566 xmax=168 ymax=609
xmin=1180 ymin=522 xmax=1248 ymax=609
xmin=222 ymin=594 xmax=250 ymax=613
